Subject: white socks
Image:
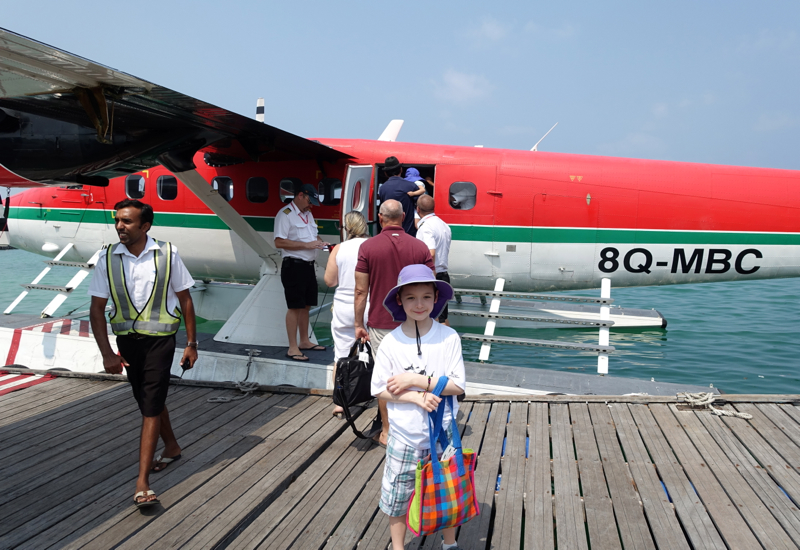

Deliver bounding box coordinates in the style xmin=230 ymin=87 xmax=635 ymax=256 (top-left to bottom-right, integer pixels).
xmin=442 ymin=543 xmax=458 ymax=550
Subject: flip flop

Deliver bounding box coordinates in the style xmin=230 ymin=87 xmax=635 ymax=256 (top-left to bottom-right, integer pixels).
xmin=134 ymin=490 xmax=159 ymax=509
xmin=299 ymin=344 xmax=327 ymax=351
xmin=286 ymin=353 xmax=309 ymax=362
xmin=152 ymin=454 xmax=181 ymax=472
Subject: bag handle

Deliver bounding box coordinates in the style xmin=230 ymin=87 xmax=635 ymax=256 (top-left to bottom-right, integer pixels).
xmin=426 ymin=376 xmax=466 ymax=482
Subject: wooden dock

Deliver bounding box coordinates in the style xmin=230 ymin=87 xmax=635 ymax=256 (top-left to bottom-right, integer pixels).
xmin=2 ymin=373 xmax=800 ymax=549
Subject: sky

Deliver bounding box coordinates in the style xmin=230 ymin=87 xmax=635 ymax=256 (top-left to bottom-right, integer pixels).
xmin=3 ymin=0 xmax=800 ymax=177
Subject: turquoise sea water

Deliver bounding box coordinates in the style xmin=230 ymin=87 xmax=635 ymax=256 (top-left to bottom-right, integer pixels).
xmin=2 ymin=247 xmax=798 ymax=394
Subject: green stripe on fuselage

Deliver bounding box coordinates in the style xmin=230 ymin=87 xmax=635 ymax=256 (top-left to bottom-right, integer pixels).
xmin=11 ymin=207 xmax=800 ymax=244
xmin=9 ymin=207 xmax=339 ymax=236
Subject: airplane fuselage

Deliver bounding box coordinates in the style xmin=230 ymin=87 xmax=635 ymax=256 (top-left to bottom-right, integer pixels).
xmin=7 ymin=138 xmax=800 ymax=292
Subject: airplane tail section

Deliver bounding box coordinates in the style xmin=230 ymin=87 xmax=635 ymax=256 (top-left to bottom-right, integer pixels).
xmin=378 ymin=119 xmax=404 ymax=142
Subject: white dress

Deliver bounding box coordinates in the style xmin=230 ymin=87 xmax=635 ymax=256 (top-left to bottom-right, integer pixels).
xmin=331 ymin=237 xmax=369 ymax=360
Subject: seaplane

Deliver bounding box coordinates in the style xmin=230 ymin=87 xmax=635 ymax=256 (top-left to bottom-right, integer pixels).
xmin=0 ymin=26 xmax=797 ymax=393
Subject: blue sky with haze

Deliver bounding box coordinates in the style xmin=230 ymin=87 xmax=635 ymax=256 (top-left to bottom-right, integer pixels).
xmin=4 ymin=1 xmax=800 ymax=173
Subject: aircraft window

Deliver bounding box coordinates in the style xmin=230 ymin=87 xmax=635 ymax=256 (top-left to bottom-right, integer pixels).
xmin=212 ymin=177 xmax=234 ymax=202
xmin=126 ymin=175 xmax=145 ymax=199
xmin=449 ymin=181 xmax=477 ymax=210
xmin=280 ymin=177 xmax=302 ymax=203
xmin=318 ymin=177 xmax=342 ymax=206
xmin=352 ymin=180 xmax=363 ymax=210
xmin=246 ymin=177 xmax=269 ymax=203
xmin=157 ymin=176 xmax=178 ymax=201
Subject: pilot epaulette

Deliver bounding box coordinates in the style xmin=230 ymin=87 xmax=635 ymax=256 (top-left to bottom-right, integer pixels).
xmin=283 ymin=207 xmax=292 ymax=215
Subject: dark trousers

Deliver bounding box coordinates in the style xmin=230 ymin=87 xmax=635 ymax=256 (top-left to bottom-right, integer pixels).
xmin=116 ymin=334 xmax=176 ymax=417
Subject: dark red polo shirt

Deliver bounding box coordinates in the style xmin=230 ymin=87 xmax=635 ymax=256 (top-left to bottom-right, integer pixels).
xmin=356 ymin=225 xmax=434 ymax=329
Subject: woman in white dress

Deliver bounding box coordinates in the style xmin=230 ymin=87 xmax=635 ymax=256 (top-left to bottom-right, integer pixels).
xmin=324 ymin=211 xmax=369 ymax=416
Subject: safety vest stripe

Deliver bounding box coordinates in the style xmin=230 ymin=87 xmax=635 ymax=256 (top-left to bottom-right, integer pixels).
xmin=108 ymin=243 xmax=133 ymax=320
xmin=111 ymin=321 xmax=181 ymax=333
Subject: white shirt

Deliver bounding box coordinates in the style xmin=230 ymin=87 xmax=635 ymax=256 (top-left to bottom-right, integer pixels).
xmin=371 ymin=322 xmax=466 ymax=450
xmin=88 ymin=235 xmax=195 ymax=317
xmin=416 ymin=214 xmax=451 ymax=273
xmin=274 ymin=200 xmax=319 ymax=261
xmin=333 ymin=237 xmax=368 ymax=304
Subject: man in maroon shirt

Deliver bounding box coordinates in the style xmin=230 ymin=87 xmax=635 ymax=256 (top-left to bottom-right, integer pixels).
xmin=355 ymin=199 xmax=434 ymax=445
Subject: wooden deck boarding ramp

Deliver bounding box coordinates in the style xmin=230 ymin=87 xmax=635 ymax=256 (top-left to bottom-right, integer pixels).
xmin=3 ymin=368 xmax=800 ymax=549
xmin=455 ymin=277 xmax=615 ymax=373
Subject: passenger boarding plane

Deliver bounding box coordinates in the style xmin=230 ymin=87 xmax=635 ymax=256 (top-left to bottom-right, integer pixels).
xmin=0 ymin=27 xmax=798 ymax=345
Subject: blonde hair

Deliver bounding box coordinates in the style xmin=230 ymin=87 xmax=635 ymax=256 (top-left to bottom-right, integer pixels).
xmin=344 ymin=211 xmax=368 ymax=239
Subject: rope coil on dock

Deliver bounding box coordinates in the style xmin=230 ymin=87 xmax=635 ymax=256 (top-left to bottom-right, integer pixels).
xmin=207 ymin=381 xmax=261 ymax=403
xmin=678 ymin=392 xmax=753 ymax=419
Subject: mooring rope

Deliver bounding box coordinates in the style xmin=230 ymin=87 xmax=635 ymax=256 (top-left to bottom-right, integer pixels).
xmin=678 ymin=392 xmax=753 ymax=419
xmin=207 ymin=381 xmax=261 ymax=403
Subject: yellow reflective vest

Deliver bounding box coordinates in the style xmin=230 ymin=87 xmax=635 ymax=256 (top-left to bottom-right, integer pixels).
xmin=107 ymin=239 xmax=182 ymax=336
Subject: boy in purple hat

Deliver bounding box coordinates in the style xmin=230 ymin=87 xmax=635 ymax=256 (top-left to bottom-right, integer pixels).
xmin=370 ymin=264 xmax=466 ymax=550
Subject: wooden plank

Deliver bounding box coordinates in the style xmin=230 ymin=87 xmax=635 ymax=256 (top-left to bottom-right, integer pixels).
xmin=649 ymin=404 xmax=762 ymax=550
xmin=58 ymin=393 xmax=306 ymax=550
xmin=151 ymin=400 xmax=344 ymax=550
xmin=0 ymin=385 xmax=210 ymax=505
xmin=673 ymin=404 xmax=796 ymax=549
xmin=270 ymin=434 xmax=384 ymax=548
xmin=490 ymin=402 xmax=527 ymax=550
xmin=0 ymin=386 xmax=216 ymax=539
xmin=627 ymin=404 xmax=726 ymax=550
xmin=0 ymin=379 xmax=102 ymax=424
xmin=0 ymin=382 xmax=129 ymax=454
xmin=588 ymin=403 xmax=655 ymax=550
xmin=0 ymin=385 xmax=180 ymax=464
xmin=112 ymin=397 xmax=333 ymax=549
xmin=225 ymin=410 xmax=378 ymax=549
xmin=757 ymin=404 xmax=800 ymax=449
xmin=17 ymin=393 xmax=292 ymax=550
xmin=735 ymin=403 xmax=800 ymax=470
xmin=550 ymin=403 xmax=588 ymax=550
xmin=523 ymin=402 xmax=553 ymax=550
xmin=457 ymin=401 xmax=509 ymax=550
xmin=780 ymin=404 xmax=800 ymax=426
xmin=698 ymin=405 xmax=800 ymax=546
xmin=569 ymin=403 xmax=620 ymax=550
xmin=607 ymin=403 xmax=689 ymax=549
xmin=322 ymin=456 xmax=384 ymax=550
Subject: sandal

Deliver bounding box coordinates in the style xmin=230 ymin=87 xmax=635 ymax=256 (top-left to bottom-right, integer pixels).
xmin=134 ymin=489 xmax=159 ymax=509
xmin=152 ymin=454 xmax=181 ymax=472
xmin=285 ymin=353 xmax=309 ymax=362
xmin=300 ymin=344 xmax=326 ymax=351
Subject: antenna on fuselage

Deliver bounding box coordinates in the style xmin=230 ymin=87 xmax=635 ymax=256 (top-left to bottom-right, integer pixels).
xmin=256 ymin=98 xmax=265 ymax=123
xmin=531 ymin=122 xmax=558 ymax=151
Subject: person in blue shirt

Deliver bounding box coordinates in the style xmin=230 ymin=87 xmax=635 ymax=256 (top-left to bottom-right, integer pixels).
xmin=378 ymin=156 xmax=420 ymax=236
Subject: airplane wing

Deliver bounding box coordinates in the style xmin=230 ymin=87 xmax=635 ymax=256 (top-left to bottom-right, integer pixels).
xmin=0 ymin=27 xmax=351 ymax=187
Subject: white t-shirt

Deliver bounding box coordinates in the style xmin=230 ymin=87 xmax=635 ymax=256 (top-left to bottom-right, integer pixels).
xmin=416 ymin=214 xmax=451 ymax=273
xmin=274 ymin=200 xmax=319 ymax=261
xmin=88 ymin=235 xmax=195 ymax=317
xmin=371 ymin=321 xmax=466 ymax=450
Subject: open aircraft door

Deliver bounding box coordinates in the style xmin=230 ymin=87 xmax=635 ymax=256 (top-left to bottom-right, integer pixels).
xmin=341 ymin=165 xmax=372 ymax=239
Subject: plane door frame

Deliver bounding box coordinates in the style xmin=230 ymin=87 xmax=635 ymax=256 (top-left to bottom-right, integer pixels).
xmin=341 ymin=165 xmax=373 ymax=239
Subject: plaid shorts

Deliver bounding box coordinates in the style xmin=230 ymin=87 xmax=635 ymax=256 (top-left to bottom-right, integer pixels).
xmin=379 ymin=428 xmax=453 ymax=517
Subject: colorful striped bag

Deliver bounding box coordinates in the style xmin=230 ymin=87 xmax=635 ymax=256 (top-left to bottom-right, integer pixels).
xmin=406 ymin=376 xmax=480 ymax=536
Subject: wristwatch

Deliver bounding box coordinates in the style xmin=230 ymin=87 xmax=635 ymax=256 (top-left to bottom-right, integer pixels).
xmin=186 ymin=342 xmax=198 ymax=349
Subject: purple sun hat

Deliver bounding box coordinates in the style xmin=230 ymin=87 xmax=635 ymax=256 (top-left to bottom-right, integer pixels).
xmin=383 ymin=264 xmax=454 ymax=322
xmin=404 ymin=167 xmax=423 ymax=183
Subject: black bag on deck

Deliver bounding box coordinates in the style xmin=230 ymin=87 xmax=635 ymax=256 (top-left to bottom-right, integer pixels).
xmin=333 ymin=340 xmax=375 ymax=439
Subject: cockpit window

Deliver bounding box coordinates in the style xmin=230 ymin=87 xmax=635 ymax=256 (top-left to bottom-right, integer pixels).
xmin=157 ymin=176 xmax=178 ymax=201
xmin=212 ymin=177 xmax=234 ymax=202
xmin=247 ymin=177 xmax=269 ymax=203
xmin=126 ymin=175 xmax=145 ymax=199
xmin=448 ymin=181 xmax=477 ymax=210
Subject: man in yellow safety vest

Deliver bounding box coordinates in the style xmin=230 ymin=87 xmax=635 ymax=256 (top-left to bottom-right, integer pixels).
xmin=89 ymin=199 xmax=197 ymax=509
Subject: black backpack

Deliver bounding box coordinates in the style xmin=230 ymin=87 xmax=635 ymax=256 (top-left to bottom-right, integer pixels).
xmin=333 ymin=340 xmax=377 ymax=439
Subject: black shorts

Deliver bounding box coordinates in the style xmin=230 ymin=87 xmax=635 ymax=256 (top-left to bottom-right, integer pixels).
xmin=116 ymin=334 xmax=176 ymax=417
xmin=281 ymin=258 xmax=318 ymax=309
xmin=436 ymin=271 xmax=450 ymax=321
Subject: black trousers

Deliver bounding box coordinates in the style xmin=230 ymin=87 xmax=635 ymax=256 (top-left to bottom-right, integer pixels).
xmin=117 ymin=334 xmax=176 ymax=417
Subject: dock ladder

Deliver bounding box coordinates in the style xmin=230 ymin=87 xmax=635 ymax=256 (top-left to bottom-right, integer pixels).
xmin=454 ymin=278 xmax=615 ymax=374
xmin=4 ymin=243 xmax=104 ymax=318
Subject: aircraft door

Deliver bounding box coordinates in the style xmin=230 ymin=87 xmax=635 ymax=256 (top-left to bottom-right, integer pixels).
xmin=342 ymin=165 xmax=372 ymax=239
xmin=49 ymin=186 xmax=89 ymax=239
xmin=530 ymin=193 xmax=598 ymax=286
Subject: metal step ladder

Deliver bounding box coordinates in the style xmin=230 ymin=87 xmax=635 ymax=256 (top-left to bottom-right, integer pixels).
xmin=4 ymin=243 xmax=104 ymax=318
xmin=457 ymin=277 xmax=615 ymax=374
